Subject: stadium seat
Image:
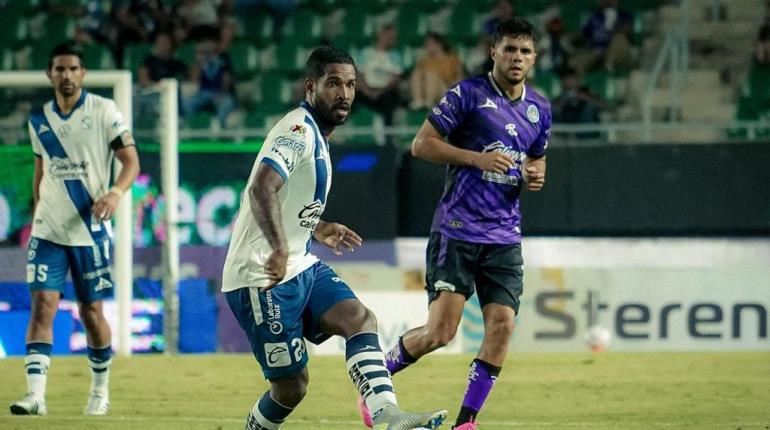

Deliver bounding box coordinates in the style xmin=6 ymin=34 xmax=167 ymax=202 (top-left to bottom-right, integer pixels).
xmin=532 ymin=71 xmax=562 ymax=100
xmin=185 ymin=112 xmax=214 ymax=130
xmin=176 ymin=42 xmax=198 ymax=67
xmin=346 ymin=106 xmax=383 ymax=144
xmin=583 ymin=71 xmax=619 ymax=106
xmin=239 ymin=13 xmax=273 ymax=48
xmin=273 ymin=41 xmax=306 ymax=76
xmin=396 ymin=6 xmax=427 ymax=46
xmin=228 ymin=41 xmax=259 ymax=79
xmin=124 ymin=43 xmax=153 ymax=77
xmin=243 ymin=109 xmax=266 ymax=129
xmin=282 ymin=10 xmax=322 ymax=47
xmin=0 ymin=15 xmax=28 ymax=48
xmin=405 ymin=108 xmax=429 ymax=128
xmin=448 ymin=4 xmax=480 ymax=46
xmin=82 ymin=44 xmax=114 ymax=70
xmin=259 ymin=72 xmax=294 ymax=112
xmin=337 ymin=5 xmax=375 ymax=48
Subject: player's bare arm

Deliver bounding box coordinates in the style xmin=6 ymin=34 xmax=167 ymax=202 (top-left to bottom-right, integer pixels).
xmin=523 ymin=155 xmax=546 ymax=192
xmin=313 ymin=221 xmax=363 ymax=255
xmin=92 ymin=135 xmax=140 ymax=221
xmin=32 ymin=156 xmax=43 ymax=214
xmin=412 ymin=120 xmax=515 ymax=175
xmin=250 ymin=163 xmax=289 ymax=289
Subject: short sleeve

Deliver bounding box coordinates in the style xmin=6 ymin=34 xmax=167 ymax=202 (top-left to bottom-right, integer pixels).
xmin=427 ymin=83 xmax=472 ymax=137
xmin=260 ymin=122 xmax=312 ymax=182
xmin=528 ymin=103 xmax=551 ymax=158
xmin=28 ymin=121 xmax=42 ymax=156
xmin=102 ymin=99 xmax=130 ymax=145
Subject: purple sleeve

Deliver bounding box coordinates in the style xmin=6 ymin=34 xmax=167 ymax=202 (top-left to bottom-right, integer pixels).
xmin=528 ymin=104 xmax=551 ymax=158
xmin=426 ymin=83 xmax=472 ymax=137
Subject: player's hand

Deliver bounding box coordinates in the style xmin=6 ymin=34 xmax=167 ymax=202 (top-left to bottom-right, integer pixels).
xmin=313 ymin=221 xmax=362 ymax=256
xmin=262 ymin=249 xmax=288 ymax=291
xmin=524 ymin=165 xmax=546 ymax=191
xmin=472 ymin=151 xmax=516 ymax=174
xmin=92 ymin=192 xmax=121 ymax=221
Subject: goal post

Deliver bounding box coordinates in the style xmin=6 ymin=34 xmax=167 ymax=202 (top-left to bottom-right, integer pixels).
xmin=158 ymin=78 xmax=180 ymax=354
xmin=0 ymin=70 xmax=134 ymax=357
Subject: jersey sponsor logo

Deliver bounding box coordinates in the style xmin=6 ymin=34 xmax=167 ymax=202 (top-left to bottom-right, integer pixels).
xmin=94 ymin=277 xmax=113 ymax=292
xmin=80 ymin=117 xmax=93 ymax=129
xmin=274 ymin=136 xmax=306 ymax=154
xmin=289 ymin=124 xmax=306 ymax=137
xmin=298 ymin=200 xmax=324 ymax=230
xmin=506 ymin=123 xmax=518 ymax=137
xmin=264 ymin=342 xmax=291 ymax=367
xmin=48 ymin=158 xmax=89 ymax=179
xmin=58 ymin=124 xmax=71 ymax=138
xmin=269 ymin=146 xmax=296 ymax=173
xmin=527 ymin=104 xmax=540 ymax=123
xmin=479 ymin=98 xmax=498 ymax=109
xmin=269 ymin=321 xmax=283 ymax=335
xmin=481 ymin=141 xmax=523 ymax=186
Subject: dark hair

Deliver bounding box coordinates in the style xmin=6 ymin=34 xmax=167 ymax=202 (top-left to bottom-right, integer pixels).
xmin=305 ymin=46 xmax=356 ymax=79
xmin=48 ymin=42 xmax=84 ymax=70
xmin=493 ymin=17 xmax=538 ymax=46
xmin=425 ymin=31 xmax=453 ymax=54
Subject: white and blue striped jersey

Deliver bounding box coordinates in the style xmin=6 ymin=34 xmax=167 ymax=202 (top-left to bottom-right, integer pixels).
xmin=222 ymin=102 xmax=332 ymax=292
xmin=28 ymin=91 xmax=130 ymax=247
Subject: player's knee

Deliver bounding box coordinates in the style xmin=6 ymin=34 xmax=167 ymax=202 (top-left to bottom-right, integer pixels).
xmin=427 ymin=324 xmax=458 ymax=349
xmin=271 ymin=377 xmax=308 ymax=407
xmin=79 ymin=304 xmax=104 ymax=327
xmin=486 ymin=315 xmax=516 ymax=338
xmin=361 ymin=307 xmax=378 ymax=331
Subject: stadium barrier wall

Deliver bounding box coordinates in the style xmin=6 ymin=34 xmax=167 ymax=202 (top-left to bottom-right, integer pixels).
xmin=2 ymin=142 xmax=769 ymax=245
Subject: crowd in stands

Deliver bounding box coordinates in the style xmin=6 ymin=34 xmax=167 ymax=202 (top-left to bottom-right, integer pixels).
xmin=0 ymin=0 xmax=671 ymax=143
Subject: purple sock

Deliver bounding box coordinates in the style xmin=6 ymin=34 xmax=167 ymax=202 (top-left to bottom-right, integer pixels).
xmin=384 ymin=337 xmax=416 ymax=375
xmin=456 ymin=359 xmax=501 ymax=425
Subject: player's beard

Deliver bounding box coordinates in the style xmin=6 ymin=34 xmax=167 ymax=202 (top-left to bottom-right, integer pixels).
xmin=315 ymin=97 xmax=350 ymax=126
xmin=58 ymin=81 xmax=78 ymax=97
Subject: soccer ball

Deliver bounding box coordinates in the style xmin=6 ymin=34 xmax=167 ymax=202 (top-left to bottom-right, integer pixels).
xmin=584 ymin=325 xmax=611 ymax=352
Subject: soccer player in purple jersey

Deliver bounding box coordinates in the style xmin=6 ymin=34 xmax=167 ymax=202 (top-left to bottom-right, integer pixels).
xmin=357 ymin=18 xmax=550 ymax=430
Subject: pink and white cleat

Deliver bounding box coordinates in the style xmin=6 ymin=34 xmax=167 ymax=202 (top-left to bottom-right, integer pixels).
xmin=453 ymin=421 xmax=479 ymax=430
xmin=357 ymin=395 xmax=373 ymax=428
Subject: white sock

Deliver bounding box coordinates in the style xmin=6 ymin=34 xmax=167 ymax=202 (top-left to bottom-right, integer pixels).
xmin=25 ymin=353 xmax=50 ymax=399
xmin=345 ymin=332 xmax=398 ymax=416
xmin=88 ymin=356 xmax=111 ymax=396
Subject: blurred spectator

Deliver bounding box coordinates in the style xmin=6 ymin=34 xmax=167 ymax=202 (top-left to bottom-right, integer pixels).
xmin=465 ymin=34 xmax=494 ymax=76
xmin=482 ymin=0 xmax=515 ymax=39
xmin=233 ymin=0 xmax=298 ymax=41
xmin=537 ymin=17 xmax=573 ymax=74
xmin=755 ymin=14 xmax=770 ymax=64
xmin=112 ymin=0 xmax=172 ymax=67
xmin=136 ymin=32 xmax=188 ymax=117
xmin=356 ymin=23 xmax=404 ymax=126
xmin=409 ymin=32 xmax=464 ymax=109
xmin=552 ymin=68 xmax=602 ymax=138
xmin=73 ymin=0 xmax=111 ymax=46
xmin=176 ymin=0 xmax=224 ymax=41
xmin=0 ymin=101 xmax=32 ymax=145
xmin=571 ymin=0 xmax=634 ymax=75
xmin=139 ymin=32 xmax=188 ymax=86
xmin=184 ymin=38 xmax=236 ymax=127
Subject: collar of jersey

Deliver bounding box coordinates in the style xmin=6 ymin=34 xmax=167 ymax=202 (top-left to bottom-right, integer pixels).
xmin=300 ymin=100 xmax=333 ymax=137
xmin=487 ymin=72 xmax=526 ymax=105
xmin=52 ymin=89 xmax=88 ymax=121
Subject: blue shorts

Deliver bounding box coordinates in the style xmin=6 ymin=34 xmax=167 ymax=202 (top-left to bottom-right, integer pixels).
xmin=26 ymin=237 xmax=114 ymax=303
xmin=225 ymin=261 xmax=357 ymax=379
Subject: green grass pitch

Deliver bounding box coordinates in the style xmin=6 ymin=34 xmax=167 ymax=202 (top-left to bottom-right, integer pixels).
xmin=1 ymin=352 xmax=768 ymax=429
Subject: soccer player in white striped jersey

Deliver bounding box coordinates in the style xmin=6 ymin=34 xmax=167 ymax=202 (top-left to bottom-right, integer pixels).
xmin=221 ymin=46 xmax=447 ymax=430
xmin=9 ymin=43 xmax=140 ymax=417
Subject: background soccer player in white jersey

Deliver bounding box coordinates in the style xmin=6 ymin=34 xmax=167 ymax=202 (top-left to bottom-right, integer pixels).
xmin=221 ymin=46 xmax=447 ymax=430
xmin=366 ymin=19 xmax=550 ymax=430
xmin=10 ymin=43 xmax=140 ymax=417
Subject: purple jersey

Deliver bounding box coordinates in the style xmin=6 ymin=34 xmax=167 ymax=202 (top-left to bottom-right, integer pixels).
xmin=427 ymin=72 xmax=551 ymax=244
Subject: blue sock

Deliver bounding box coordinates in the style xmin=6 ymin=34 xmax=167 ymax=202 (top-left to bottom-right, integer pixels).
xmin=247 ymin=391 xmax=293 ymax=430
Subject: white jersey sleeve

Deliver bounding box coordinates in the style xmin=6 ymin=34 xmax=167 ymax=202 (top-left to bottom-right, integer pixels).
xmin=100 ymin=99 xmax=130 ymax=145
xmin=260 ymin=122 xmax=313 ymax=181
